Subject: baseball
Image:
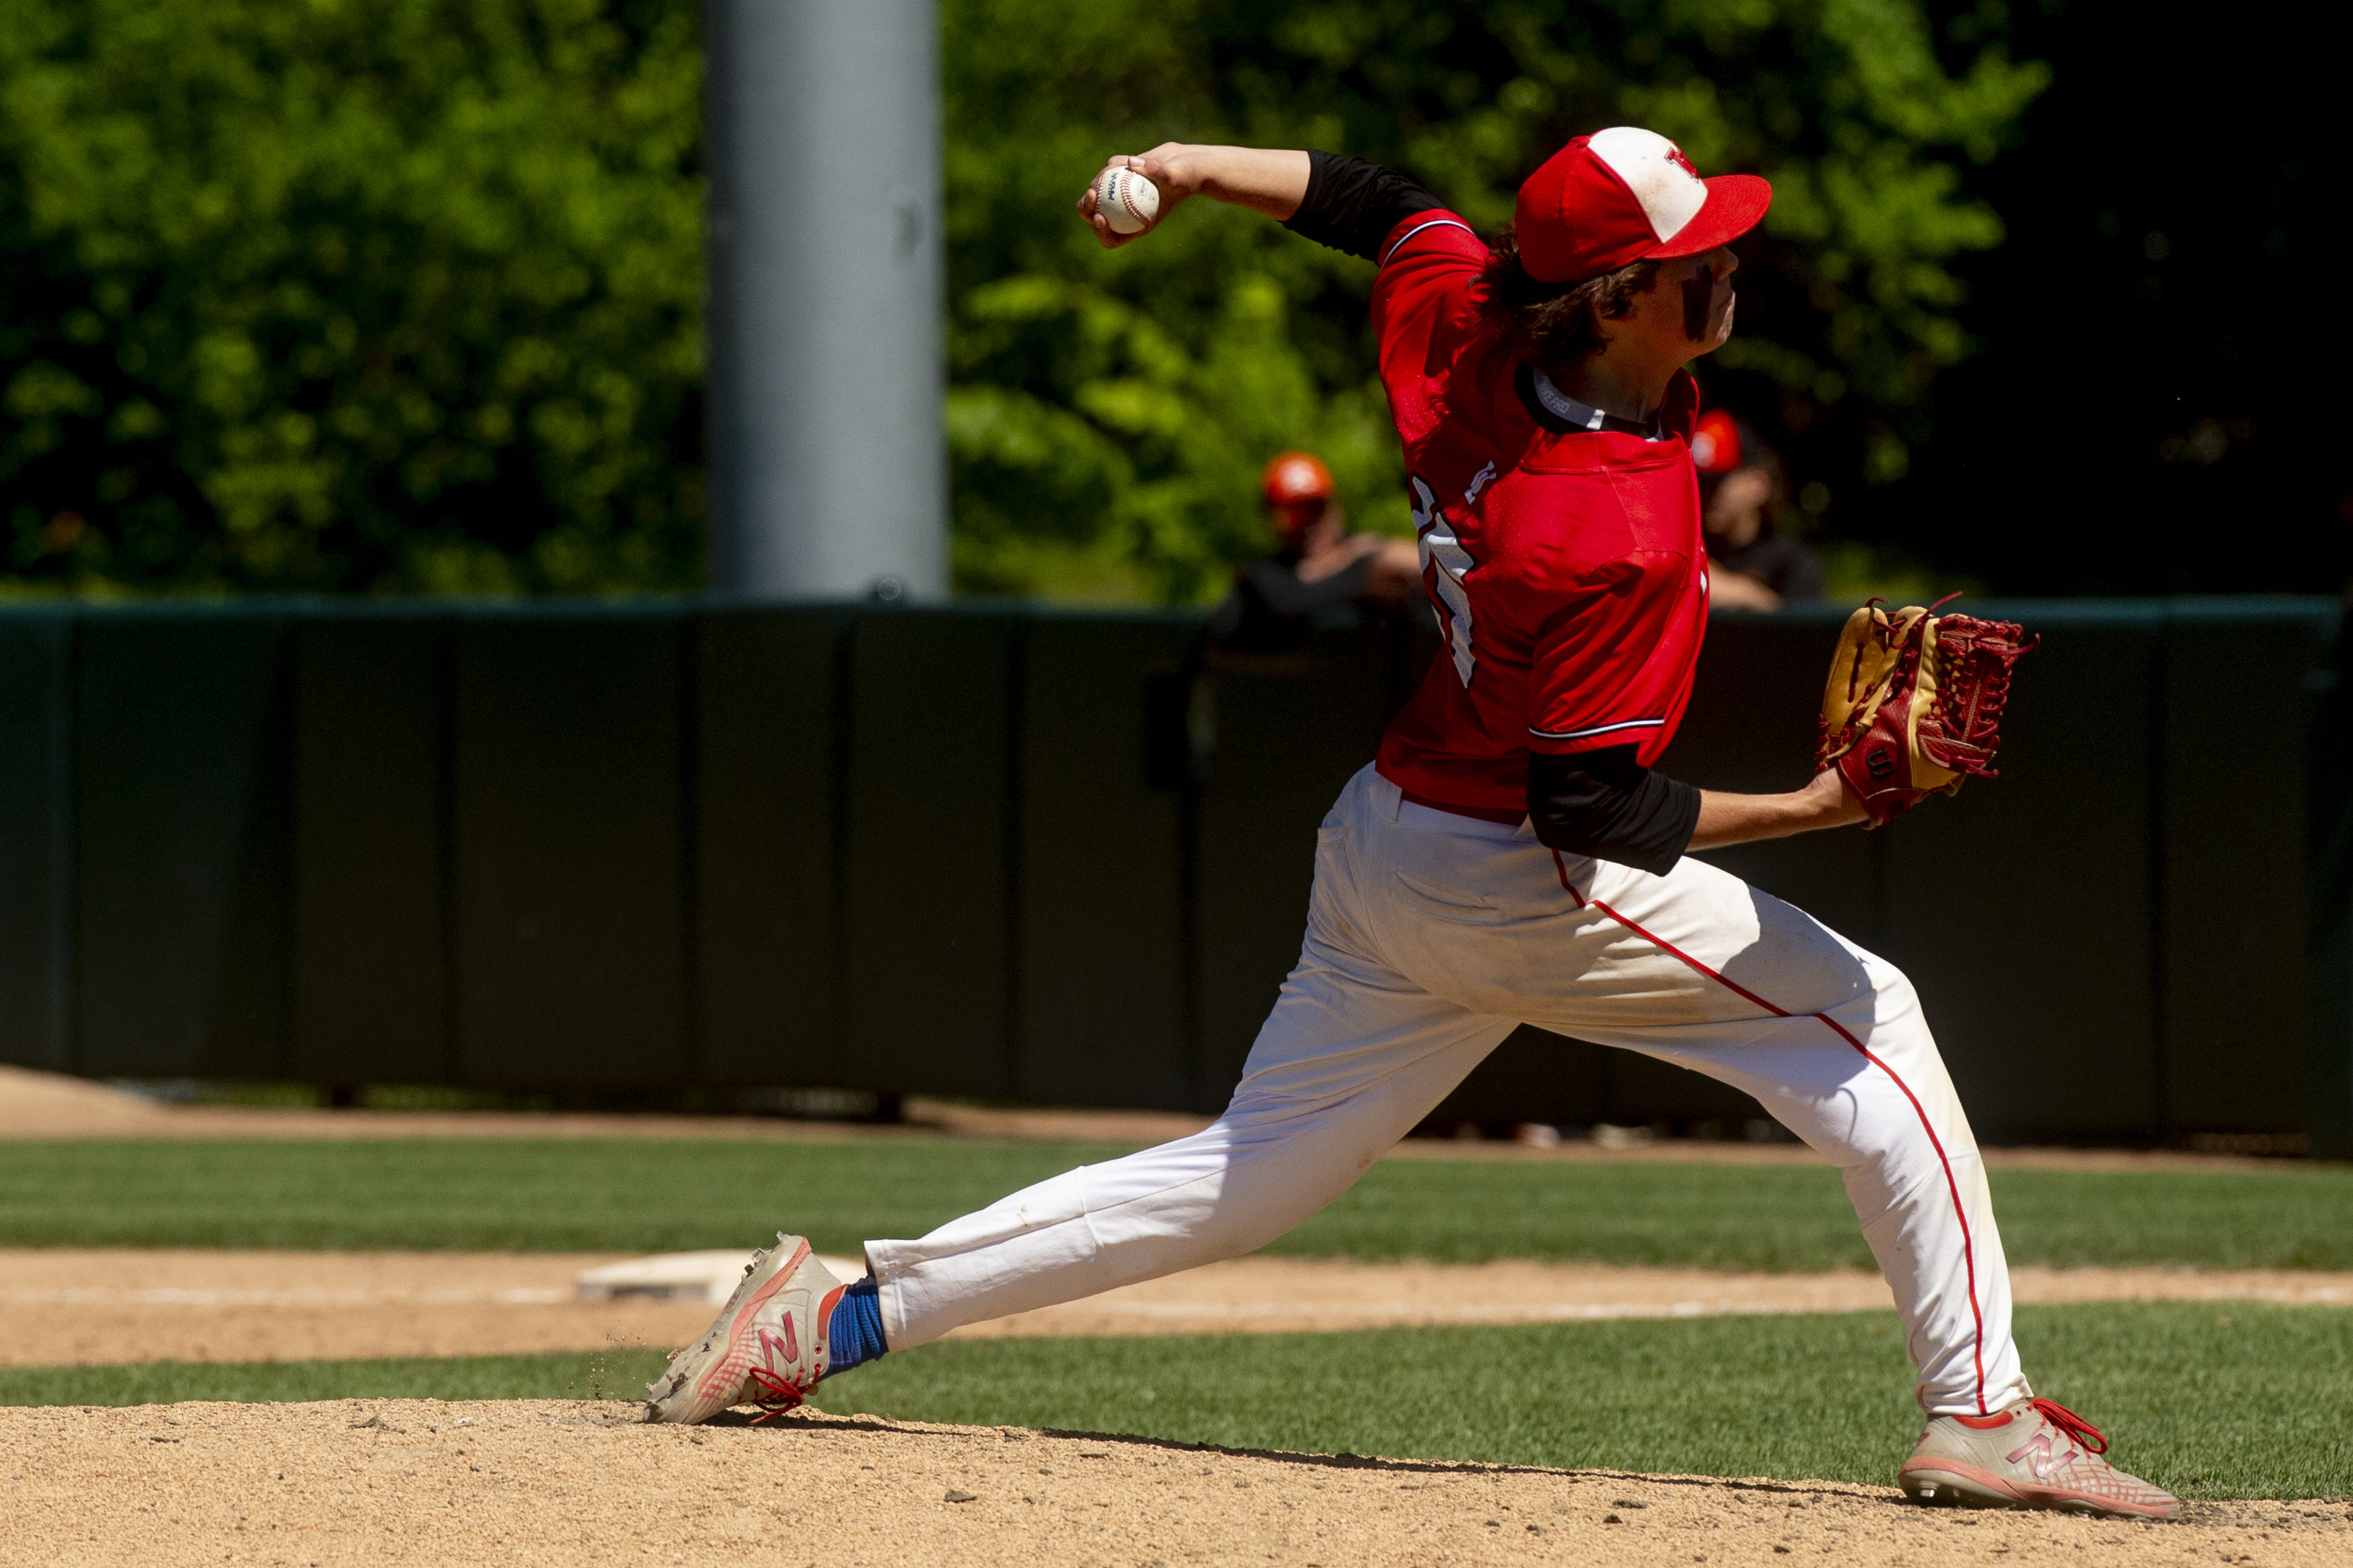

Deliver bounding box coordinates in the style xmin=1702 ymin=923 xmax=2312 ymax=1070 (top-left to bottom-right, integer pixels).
xmin=1093 ymin=165 xmax=1160 ymax=235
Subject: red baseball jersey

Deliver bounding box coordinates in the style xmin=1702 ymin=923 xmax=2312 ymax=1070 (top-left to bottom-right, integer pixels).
xmin=1368 ymin=211 xmax=1710 ymax=817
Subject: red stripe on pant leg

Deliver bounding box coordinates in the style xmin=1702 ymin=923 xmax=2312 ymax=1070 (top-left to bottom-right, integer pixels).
xmin=1551 ymin=849 xmax=1587 ymax=906
xmin=1801 ymin=1010 xmax=1990 ymax=1417
xmin=1581 ymin=893 xmax=1988 ymax=1415
xmin=1588 ymin=898 xmax=1791 ymax=1019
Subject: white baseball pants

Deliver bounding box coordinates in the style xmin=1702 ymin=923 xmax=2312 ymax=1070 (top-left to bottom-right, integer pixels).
xmin=867 ymin=764 xmax=2027 ymax=1417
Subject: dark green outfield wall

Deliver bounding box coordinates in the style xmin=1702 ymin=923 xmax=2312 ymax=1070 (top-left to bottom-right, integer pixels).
xmin=1 ymin=597 xmax=2343 ymax=1150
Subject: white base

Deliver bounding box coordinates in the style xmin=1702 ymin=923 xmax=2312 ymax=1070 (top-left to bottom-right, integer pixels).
xmin=575 ymin=1250 xmax=865 ymax=1305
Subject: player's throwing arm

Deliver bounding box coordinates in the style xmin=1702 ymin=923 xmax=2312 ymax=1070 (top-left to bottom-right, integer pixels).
xmin=1076 ymin=145 xmax=1314 ymax=246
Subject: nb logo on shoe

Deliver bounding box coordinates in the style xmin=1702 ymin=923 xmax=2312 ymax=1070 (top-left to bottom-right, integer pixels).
xmin=756 ymin=1318 xmax=799 ymax=1367
xmin=2006 ymin=1430 xmax=2079 ymax=1481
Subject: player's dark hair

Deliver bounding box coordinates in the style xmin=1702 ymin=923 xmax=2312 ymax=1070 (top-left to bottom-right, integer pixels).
xmin=1479 ymin=224 xmax=1660 ymax=371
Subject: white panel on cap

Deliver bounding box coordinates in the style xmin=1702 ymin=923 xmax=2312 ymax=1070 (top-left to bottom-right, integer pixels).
xmin=1588 ymin=126 xmax=1707 ymax=243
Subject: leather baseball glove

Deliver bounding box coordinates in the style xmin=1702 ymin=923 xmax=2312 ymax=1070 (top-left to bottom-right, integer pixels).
xmin=1815 ymin=595 xmax=2036 ymax=828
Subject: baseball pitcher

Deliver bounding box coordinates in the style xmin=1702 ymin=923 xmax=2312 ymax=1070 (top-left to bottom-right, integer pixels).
xmin=645 ymin=129 xmax=2170 ymax=1520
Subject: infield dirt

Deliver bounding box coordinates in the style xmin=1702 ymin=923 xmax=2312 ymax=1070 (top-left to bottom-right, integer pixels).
xmin=9 ymin=1248 xmax=2353 ymax=1366
xmin=5 ymin=1397 xmax=2346 ymax=1567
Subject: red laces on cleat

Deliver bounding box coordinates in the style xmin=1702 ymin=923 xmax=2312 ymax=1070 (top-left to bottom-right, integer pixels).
xmin=746 ymin=1364 xmax=808 ymax=1424
xmin=2029 ymin=1398 xmax=2108 ymax=1455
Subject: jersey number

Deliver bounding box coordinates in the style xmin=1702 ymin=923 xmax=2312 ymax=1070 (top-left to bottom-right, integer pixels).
xmin=1411 ymin=476 xmax=1477 ymax=686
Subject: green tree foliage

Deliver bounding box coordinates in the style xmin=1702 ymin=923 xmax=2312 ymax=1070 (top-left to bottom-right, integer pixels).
xmin=0 ymin=0 xmax=701 ymax=592
xmin=0 ymin=0 xmax=2038 ymax=598
xmin=945 ymin=0 xmax=2046 ymax=602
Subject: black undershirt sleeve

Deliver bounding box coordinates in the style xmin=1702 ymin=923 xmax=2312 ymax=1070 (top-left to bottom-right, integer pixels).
xmin=1281 ymin=151 xmax=1446 ymax=263
xmin=1527 ymin=745 xmax=1702 ymax=878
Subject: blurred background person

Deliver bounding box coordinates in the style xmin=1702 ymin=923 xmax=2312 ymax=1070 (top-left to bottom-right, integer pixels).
xmin=1693 ymin=409 xmax=1824 ymax=611
xmin=1210 ymin=452 xmax=1425 ymax=652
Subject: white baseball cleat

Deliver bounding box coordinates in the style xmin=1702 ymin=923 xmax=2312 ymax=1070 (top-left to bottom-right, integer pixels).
xmin=643 ymin=1234 xmax=847 ymax=1425
xmin=1899 ymin=1397 xmax=2180 ymax=1519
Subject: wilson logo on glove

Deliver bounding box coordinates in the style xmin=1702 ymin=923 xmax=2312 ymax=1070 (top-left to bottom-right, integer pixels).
xmin=1815 ymin=594 xmax=2037 ymax=828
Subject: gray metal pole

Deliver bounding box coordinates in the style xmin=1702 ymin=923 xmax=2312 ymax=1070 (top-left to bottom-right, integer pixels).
xmin=704 ymin=0 xmax=947 ymax=600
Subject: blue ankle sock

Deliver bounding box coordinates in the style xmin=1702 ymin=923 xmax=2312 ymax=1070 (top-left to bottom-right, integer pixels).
xmin=826 ymin=1276 xmax=888 ymax=1375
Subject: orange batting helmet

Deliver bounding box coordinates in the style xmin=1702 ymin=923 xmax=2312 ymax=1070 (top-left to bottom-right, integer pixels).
xmin=1262 ymin=452 xmax=1335 ymax=535
xmin=1690 ymin=408 xmax=1743 ymax=476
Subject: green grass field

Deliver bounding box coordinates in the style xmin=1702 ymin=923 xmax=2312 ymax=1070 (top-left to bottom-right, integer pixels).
xmin=0 ymin=1350 xmax=648 ymax=1407
xmin=10 ymin=1304 xmax=2346 ymax=1499
xmin=4 ymin=1138 xmax=2351 ymax=1270
xmin=13 ymin=1137 xmax=2349 ymax=1494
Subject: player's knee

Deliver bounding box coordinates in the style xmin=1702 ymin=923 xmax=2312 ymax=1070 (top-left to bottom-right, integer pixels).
xmin=1868 ymin=962 xmax=1927 ymax=1031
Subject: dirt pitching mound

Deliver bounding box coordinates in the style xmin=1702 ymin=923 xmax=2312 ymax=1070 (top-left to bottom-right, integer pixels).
xmin=5 ymin=1399 xmax=2346 ymax=1567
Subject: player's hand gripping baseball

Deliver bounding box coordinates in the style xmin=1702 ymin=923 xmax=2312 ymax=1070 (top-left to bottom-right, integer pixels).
xmin=1077 ymin=144 xmax=1310 ymax=249
xmin=1079 ymin=148 xmax=1182 ymax=248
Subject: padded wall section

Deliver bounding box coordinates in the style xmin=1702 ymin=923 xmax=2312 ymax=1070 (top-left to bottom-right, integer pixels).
xmin=1879 ymin=606 xmax=2163 ymax=1141
xmin=291 ymin=612 xmax=451 ymax=1084
xmin=452 ymin=610 xmax=688 ymax=1086
xmin=2310 ymin=615 xmax=2353 ymax=1157
xmin=74 ymin=610 xmax=293 ymax=1078
xmin=11 ymin=594 xmax=2340 ymax=1142
xmin=1193 ymin=625 xmax=1396 ymax=1110
xmin=2160 ymin=604 xmax=2334 ymax=1133
xmin=0 ymin=612 xmax=69 ymax=1070
xmin=841 ymin=609 xmax=1017 ymax=1096
xmin=696 ymin=606 xmax=844 ymax=1086
xmin=1013 ymin=613 xmax=1193 ymax=1109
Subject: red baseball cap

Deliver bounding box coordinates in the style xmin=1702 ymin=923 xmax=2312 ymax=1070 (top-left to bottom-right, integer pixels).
xmin=1514 ymin=127 xmax=1772 ymax=284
